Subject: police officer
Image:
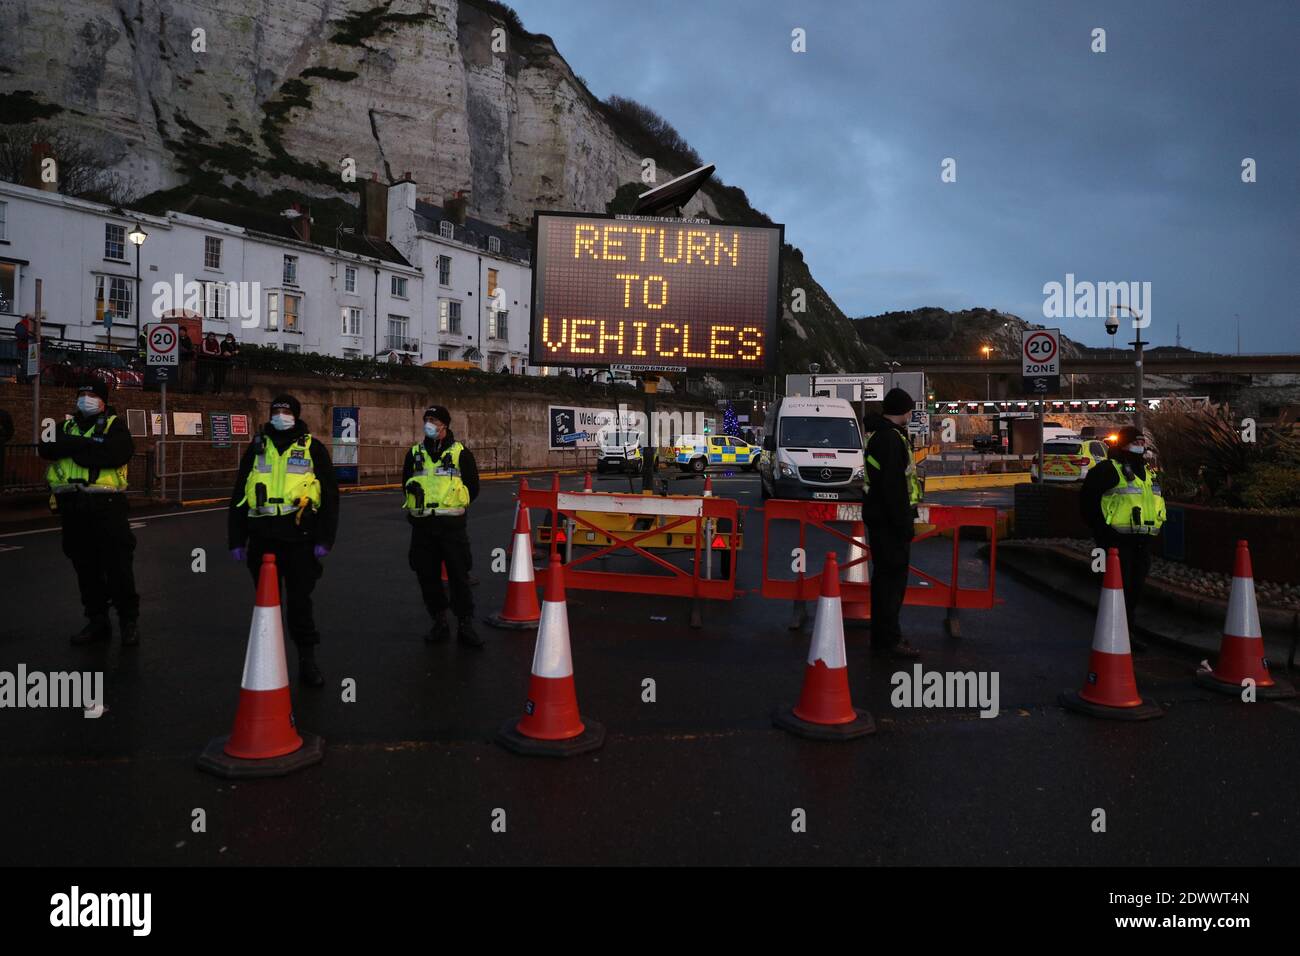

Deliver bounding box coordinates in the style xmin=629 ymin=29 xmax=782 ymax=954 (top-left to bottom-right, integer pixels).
xmin=1080 ymin=424 xmax=1166 ymax=650
xmin=227 ymin=394 xmax=338 ymax=686
xmin=39 ymin=380 xmax=139 ymax=645
xmin=862 ymin=387 xmax=923 ymax=661
xmin=403 ymin=405 xmax=482 ymax=646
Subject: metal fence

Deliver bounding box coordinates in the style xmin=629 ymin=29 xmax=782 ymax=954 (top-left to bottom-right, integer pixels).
xmin=1 ymin=443 xmax=153 ymax=497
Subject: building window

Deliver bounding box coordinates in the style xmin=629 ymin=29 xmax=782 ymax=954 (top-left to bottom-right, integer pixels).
xmin=488 ymin=235 xmax=501 ymax=254
xmin=437 ymin=348 xmax=451 ymax=362
xmin=438 ymin=299 xmax=462 ymax=334
xmin=343 ymin=348 xmax=361 ymax=360
xmin=391 ymin=275 xmax=408 ymax=298
xmin=386 ymin=314 xmax=410 ymax=352
xmin=344 ymin=265 xmax=357 ymax=293
xmin=204 ymin=236 xmax=222 ymax=270
xmin=283 ymin=343 xmax=300 ymax=354
xmin=342 ymin=306 xmax=362 ymax=337
xmin=0 ymin=201 xmax=7 ymax=241
xmin=203 ymin=281 xmax=226 ymax=320
xmin=93 ymin=275 xmax=132 ymax=323
xmin=0 ymin=261 xmax=17 ymax=313
xmin=439 ymin=220 xmax=454 ymax=240
xmin=283 ymin=255 xmax=298 ymax=286
xmin=105 ymin=223 xmax=126 ymax=261
xmin=267 ymin=292 xmax=279 ymax=330
xmin=437 ymin=255 xmax=451 ymax=286
xmin=283 ymin=293 xmax=301 ymax=331
xmin=493 ymin=310 xmax=509 ymax=340
xmin=487 ymin=267 xmax=499 ymax=300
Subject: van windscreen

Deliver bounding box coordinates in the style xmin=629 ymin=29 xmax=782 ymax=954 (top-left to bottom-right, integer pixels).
xmin=779 ymin=416 xmax=862 ymax=449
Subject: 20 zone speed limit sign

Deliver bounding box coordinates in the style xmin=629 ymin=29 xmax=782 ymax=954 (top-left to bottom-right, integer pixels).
xmin=147 ymin=323 xmax=180 ymax=367
xmin=1022 ymin=329 xmax=1059 ymax=376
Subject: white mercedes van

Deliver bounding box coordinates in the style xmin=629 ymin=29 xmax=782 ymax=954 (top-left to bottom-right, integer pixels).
xmin=758 ymin=396 xmax=865 ymax=500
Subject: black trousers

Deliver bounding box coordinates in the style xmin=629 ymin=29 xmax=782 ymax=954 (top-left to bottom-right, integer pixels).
xmin=60 ymin=493 xmax=139 ymax=622
xmin=245 ymin=538 xmax=322 ymax=647
xmin=1112 ymin=538 xmax=1151 ymax=631
xmin=868 ymin=522 xmax=912 ymax=649
xmin=409 ymin=517 xmax=473 ymax=621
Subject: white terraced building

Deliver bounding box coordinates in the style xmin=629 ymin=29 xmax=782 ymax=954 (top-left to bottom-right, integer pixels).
xmin=0 ymin=176 xmax=537 ymax=372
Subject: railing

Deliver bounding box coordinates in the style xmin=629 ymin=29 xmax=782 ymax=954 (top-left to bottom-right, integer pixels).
xmin=1 ymin=444 xmax=153 ymax=498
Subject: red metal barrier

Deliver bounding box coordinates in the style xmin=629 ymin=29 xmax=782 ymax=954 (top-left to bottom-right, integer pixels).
xmin=760 ymin=500 xmax=998 ymax=635
xmin=519 ymin=483 xmax=740 ymax=625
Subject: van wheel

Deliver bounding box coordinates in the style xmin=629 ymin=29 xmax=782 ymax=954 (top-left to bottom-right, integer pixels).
xmin=691 ymin=457 xmax=705 ymax=474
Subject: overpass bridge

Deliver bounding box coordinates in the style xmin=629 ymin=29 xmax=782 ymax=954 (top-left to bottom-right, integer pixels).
xmin=888 ymin=352 xmax=1300 ymax=375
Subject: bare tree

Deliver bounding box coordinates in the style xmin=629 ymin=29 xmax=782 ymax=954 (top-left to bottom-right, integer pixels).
xmin=0 ymin=124 xmax=139 ymax=205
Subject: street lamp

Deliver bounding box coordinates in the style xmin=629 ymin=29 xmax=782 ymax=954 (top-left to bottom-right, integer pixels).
xmin=808 ymin=362 xmax=820 ymax=397
xmin=980 ymin=345 xmax=992 ymax=400
xmin=128 ymin=223 xmax=148 ymax=352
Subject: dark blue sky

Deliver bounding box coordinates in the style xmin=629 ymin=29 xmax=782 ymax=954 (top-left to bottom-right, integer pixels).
xmin=510 ymin=0 xmax=1299 ymax=352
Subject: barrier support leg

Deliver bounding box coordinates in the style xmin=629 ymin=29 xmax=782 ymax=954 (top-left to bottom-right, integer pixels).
xmin=789 ymin=600 xmax=807 ymax=631
xmin=945 ymin=606 xmax=961 ymax=638
xmin=690 ymin=599 xmax=703 ymax=630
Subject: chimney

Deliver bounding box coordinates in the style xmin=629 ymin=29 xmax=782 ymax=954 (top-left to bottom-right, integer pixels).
xmin=288 ymin=202 xmax=312 ymax=244
xmin=23 ymin=142 xmax=57 ymax=192
xmin=444 ymin=189 xmax=469 ymax=226
xmin=360 ymin=171 xmax=388 ymax=241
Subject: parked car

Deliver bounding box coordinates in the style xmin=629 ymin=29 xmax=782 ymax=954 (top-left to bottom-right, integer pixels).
xmin=1031 ymin=438 xmax=1111 ymax=482
xmin=41 ymin=345 xmax=143 ymax=389
xmin=673 ymin=435 xmax=759 ymax=473
xmin=971 ymin=433 xmax=1003 ymax=453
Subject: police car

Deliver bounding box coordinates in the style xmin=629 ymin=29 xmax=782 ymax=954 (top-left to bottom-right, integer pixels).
xmin=1031 ymin=438 xmax=1111 ymax=482
xmin=673 ymin=435 xmax=759 ymax=473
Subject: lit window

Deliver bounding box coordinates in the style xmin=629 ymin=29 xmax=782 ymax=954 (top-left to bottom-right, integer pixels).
xmin=439 ymin=220 xmax=454 ymax=240
xmin=344 ymin=265 xmax=357 ymax=293
xmin=391 ymin=275 xmax=408 ymax=298
xmin=93 ymin=275 xmax=132 ymax=323
xmin=283 ymin=293 xmax=301 ymax=331
xmin=105 ymin=224 xmax=126 ymax=260
xmin=267 ymin=292 xmax=279 ymax=330
xmin=283 ymin=255 xmax=298 ymax=285
xmin=0 ymin=261 xmax=18 ymax=313
xmin=204 ymin=236 xmax=222 ymax=270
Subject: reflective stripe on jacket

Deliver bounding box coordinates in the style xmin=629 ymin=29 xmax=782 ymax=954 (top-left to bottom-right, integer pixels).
xmin=238 ymin=434 xmax=322 ymax=517
xmin=45 ymin=415 xmax=128 ymax=493
xmin=1100 ymin=459 xmax=1166 ymax=535
xmin=865 ymin=427 xmax=922 ymax=506
xmin=403 ymin=441 xmax=470 ymax=516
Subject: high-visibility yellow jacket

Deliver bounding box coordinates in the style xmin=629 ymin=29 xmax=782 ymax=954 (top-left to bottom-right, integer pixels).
xmin=1100 ymin=459 xmax=1166 ymax=535
xmin=866 ymin=427 xmax=923 ymax=506
xmin=237 ymin=433 xmax=322 ymax=517
xmin=403 ymin=441 xmax=470 ymax=516
xmin=45 ymin=415 xmax=128 ymax=493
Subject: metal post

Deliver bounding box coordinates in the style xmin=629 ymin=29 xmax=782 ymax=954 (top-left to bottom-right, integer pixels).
xmin=1132 ymin=331 xmax=1146 ymax=432
xmin=178 ymin=440 xmax=184 ymax=504
xmin=641 ymin=377 xmax=656 ymax=493
xmin=1036 ymin=396 xmax=1045 ymax=482
xmin=160 ymin=381 xmax=167 ymax=500
xmin=31 ymin=279 xmax=42 ymax=442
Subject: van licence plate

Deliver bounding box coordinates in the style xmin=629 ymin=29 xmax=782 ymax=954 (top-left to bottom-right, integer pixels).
xmin=812 ymin=492 xmax=840 ymax=500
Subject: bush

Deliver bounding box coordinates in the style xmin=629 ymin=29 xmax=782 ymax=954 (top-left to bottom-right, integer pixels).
xmin=1238 ymin=463 xmax=1300 ymax=510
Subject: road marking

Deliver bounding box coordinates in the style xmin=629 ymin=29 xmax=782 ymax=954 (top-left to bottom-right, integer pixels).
xmin=0 ymin=544 xmax=22 ymax=553
xmin=0 ymin=505 xmax=228 ymax=539
xmin=130 ymin=522 xmax=148 ymax=529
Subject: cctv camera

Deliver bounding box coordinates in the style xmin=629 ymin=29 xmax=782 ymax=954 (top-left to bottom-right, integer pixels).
xmin=1105 ymin=316 xmax=1119 ymax=334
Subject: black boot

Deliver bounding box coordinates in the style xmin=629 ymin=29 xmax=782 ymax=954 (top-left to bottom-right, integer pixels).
xmin=457 ymin=616 xmax=484 ymax=648
xmin=120 ymin=619 xmax=140 ymax=647
xmin=71 ymin=615 xmax=112 ymax=646
xmin=872 ymin=640 xmax=922 ymax=661
xmin=426 ymin=613 xmax=450 ymax=643
xmin=298 ymin=647 xmax=324 ymax=688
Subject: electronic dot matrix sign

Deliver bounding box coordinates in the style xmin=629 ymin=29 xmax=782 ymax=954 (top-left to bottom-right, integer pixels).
xmin=530 ymin=211 xmax=783 ymax=374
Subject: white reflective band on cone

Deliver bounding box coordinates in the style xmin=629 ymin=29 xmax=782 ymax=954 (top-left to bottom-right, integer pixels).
xmin=508 ymin=530 xmax=534 ymax=583
xmin=1091 ymin=587 xmax=1131 ymax=656
xmin=835 ymin=504 xmax=864 ymax=522
xmin=1226 ymin=575 xmax=1262 ymax=638
xmin=531 ymin=601 xmax=574 ymax=678
xmin=241 ymin=604 xmax=290 ymax=691
xmin=807 ymin=594 xmax=847 ymax=668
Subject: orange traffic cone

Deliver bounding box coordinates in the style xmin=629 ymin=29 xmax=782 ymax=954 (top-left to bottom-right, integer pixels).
xmin=774 ymin=553 xmax=876 ymax=740
xmin=582 ymin=471 xmax=593 ymax=492
xmin=487 ymin=504 xmax=541 ymax=629
xmin=497 ymin=556 xmax=604 ymax=756
xmin=198 ymin=553 xmax=324 ymax=777
xmin=1197 ymin=540 xmax=1295 ymax=699
xmin=702 ymin=474 xmax=713 ymax=497
xmin=1059 ymin=548 xmax=1164 ymax=720
xmin=842 ymin=521 xmax=871 ymax=625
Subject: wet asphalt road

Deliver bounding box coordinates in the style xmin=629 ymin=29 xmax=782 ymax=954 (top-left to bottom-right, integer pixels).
xmin=1 ymin=471 xmax=1297 ymax=866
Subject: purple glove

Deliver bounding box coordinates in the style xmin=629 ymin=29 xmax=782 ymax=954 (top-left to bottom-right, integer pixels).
xmin=230 ymin=547 xmax=247 ymax=562
xmin=313 ymin=544 xmax=330 ymax=559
